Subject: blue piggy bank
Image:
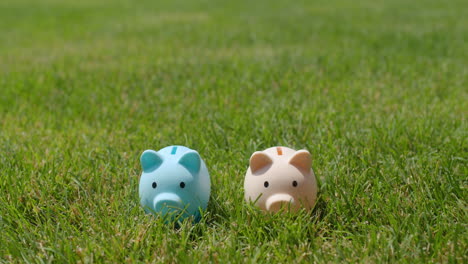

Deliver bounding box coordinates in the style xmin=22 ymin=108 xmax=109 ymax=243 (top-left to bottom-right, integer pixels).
xmin=139 ymin=146 xmax=211 ymax=221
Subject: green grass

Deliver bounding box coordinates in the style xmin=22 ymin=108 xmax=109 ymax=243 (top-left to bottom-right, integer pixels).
xmin=1 ymin=0 xmax=467 ymax=262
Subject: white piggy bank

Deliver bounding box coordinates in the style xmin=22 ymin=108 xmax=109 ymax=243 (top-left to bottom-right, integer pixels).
xmin=244 ymin=146 xmax=318 ymax=212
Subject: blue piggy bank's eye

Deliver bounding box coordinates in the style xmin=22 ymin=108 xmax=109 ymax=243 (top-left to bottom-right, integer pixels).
xmin=152 ymin=182 xmax=157 ymax=189
xmin=180 ymin=182 xmax=185 ymax=189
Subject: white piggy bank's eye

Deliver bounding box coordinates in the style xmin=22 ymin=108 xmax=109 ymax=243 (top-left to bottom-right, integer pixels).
xmin=292 ymin=181 xmax=298 ymax=187
xmin=264 ymin=181 xmax=269 ymax=188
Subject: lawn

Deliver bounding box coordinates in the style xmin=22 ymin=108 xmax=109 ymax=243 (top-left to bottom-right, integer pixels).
xmin=0 ymin=0 xmax=467 ymax=262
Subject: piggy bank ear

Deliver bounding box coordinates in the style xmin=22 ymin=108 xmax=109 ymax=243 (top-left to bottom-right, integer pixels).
xmin=250 ymin=151 xmax=273 ymax=174
xmin=289 ymin=150 xmax=311 ymax=172
xmin=140 ymin=150 xmax=163 ymax=173
xmin=179 ymin=151 xmax=201 ymax=175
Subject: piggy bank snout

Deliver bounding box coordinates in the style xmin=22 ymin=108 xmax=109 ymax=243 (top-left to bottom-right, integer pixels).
xmin=265 ymin=193 xmax=295 ymax=212
xmin=153 ymin=193 xmax=183 ymax=213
